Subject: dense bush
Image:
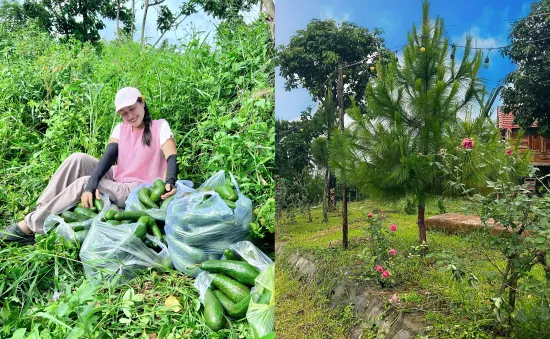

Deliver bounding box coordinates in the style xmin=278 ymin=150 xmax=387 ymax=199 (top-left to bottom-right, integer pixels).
xmin=0 ymin=19 xmax=274 ymax=236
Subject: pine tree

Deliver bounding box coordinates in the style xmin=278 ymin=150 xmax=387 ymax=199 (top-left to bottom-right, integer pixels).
xmin=331 ymin=0 xmax=484 ymax=244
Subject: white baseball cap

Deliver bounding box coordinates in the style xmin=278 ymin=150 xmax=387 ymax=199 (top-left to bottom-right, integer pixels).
xmin=114 ymin=87 xmax=142 ymax=112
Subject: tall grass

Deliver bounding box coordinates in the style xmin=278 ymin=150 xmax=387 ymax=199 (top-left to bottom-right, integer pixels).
xmin=0 ymin=19 xmax=274 ymax=231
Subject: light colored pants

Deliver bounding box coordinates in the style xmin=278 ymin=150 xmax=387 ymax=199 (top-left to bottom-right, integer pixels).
xmin=24 ymin=153 xmax=139 ymax=233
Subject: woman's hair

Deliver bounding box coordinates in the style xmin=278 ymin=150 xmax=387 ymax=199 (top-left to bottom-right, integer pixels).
xmin=137 ymin=97 xmax=152 ymax=146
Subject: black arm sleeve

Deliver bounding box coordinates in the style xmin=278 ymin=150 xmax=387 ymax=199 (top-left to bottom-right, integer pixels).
xmin=84 ymin=143 xmax=118 ymax=193
xmin=165 ymin=154 xmax=178 ymax=189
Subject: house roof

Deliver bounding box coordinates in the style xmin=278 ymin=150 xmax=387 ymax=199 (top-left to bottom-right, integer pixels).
xmin=497 ymin=106 xmax=538 ymax=129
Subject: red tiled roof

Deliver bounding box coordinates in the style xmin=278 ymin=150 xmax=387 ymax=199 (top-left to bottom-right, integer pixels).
xmin=497 ymin=106 xmax=538 ymax=129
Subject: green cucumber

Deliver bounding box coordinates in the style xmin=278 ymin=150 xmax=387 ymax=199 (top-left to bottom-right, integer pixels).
xmin=75 ymin=230 xmax=89 ymax=244
xmin=210 ymin=274 xmax=250 ymax=303
xmin=151 ymin=224 xmax=163 ymax=240
xmin=94 ymin=198 xmax=104 ymax=212
xmin=203 ymin=288 xmax=227 ymax=331
xmin=137 ymin=215 xmax=156 ymax=228
xmin=76 ymin=202 xmax=98 ymax=212
xmin=199 ymin=260 xmax=259 ymax=286
xmin=215 ymin=185 xmax=237 ymax=201
xmin=223 ymin=248 xmax=239 ymax=261
xmin=258 ymin=289 xmax=272 ymax=304
xmin=160 ymin=194 xmax=176 ymax=210
xmin=114 ymin=211 xmax=149 ymax=221
xmin=138 ymin=187 xmax=159 ymax=209
xmin=134 ymin=223 xmax=147 ymax=240
xmin=74 ymin=207 xmax=98 ymax=219
xmin=150 ymin=187 xmax=165 ymax=204
xmin=213 ymin=290 xmax=251 ymax=319
xmin=61 ymin=211 xmax=88 ymax=222
xmin=223 ymin=199 xmax=236 ymax=209
xmin=106 ymin=220 xmax=121 ymax=226
xmin=104 ymin=210 xmax=117 ymax=221
xmin=67 ymin=221 xmax=86 ymax=232
xmin=153 ymin=179 xmax=165 ymax=190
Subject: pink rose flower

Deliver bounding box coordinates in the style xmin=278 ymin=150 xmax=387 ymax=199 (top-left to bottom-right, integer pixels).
xmin=461 ymin=137 xmax=474 ymax=149
xmin=382 ymin=270 xmax=390 ymax=278
xmin=376 ymin=265 xmax=384 ymax=272
xmin=389 ymin=249 xmax=397 ymax=256
xmin=390 ymin=224 xmax=397 ymax=232
xmin=505 ymin=149 xmax=512 ymax=156
xmin=368 ymin=213 xmax=372 ymax=218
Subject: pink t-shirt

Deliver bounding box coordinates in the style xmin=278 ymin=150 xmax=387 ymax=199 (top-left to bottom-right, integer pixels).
xmin=112 ymin=119 xmax=168 ymax=183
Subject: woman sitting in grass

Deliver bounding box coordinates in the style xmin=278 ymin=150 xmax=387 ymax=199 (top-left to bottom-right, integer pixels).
xmin=0 ymin=87 xmax=178 ymax=245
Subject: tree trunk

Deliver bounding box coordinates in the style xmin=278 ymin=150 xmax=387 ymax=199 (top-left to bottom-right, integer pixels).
xmin=131 ymin=0 xmax=135 ymax=37
xmin=140 ymin=0 xmax=149 ymax=45
xmin=261 ymin=0 xmax=275 ymax=41
xmin=338 ymin=62 xmax=348 ymax=250
xmin=329 ymin=174 xmax=336 ymax=211
xmin=417 ymin=199 xmax=427 ymax=244
xmin=116 ymin=0 xmax=120 ymax=38
xmin=508 ymin=270 xmax=519 ymax=327
xmin=322 ymin=168 xmax=328 ymax=223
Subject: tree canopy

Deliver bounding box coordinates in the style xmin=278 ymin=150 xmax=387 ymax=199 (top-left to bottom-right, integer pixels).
xmin=500 ymin=0 xmax=550 ymax=135
xmin=277 ymin=19 xmax=390 ymax=108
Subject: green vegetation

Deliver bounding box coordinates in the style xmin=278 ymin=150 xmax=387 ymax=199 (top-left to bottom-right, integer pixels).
xmin=0 ymin=12 xmax=273 ymax=338
xmin=277 ymin=198 xmax=550 ymax=338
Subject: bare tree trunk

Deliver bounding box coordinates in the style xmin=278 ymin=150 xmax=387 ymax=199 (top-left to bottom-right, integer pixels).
xmin=322 ymin=168 xmax=328 ymax=223
xmin=140 ymin=0 xmax=149 ymax=45
xmin=261 ymin=0 xmax=274 ymax=41
xmin=417 ymin=198 xmax=427 ymax=244
xmin=131 ymin=0 xmax=135 ymax=37
xmin=116 ymin=0 xmax=120 ymax=38
xmin=338 ymin=62 xmax=348 ymax=250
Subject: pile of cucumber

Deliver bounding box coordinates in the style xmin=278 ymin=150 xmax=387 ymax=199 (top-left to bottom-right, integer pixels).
xmin=198 ymin=248 xmax=270 ymax=331
xmin=102 ymin=210 xmax=167 ymax=251
xmin=136 ymin=179 xmax=176 ymax=211
xmin=55 ymin=197 xmax=108 ymax=244
xmin=196 ymin=183 xmax=238 ymax=209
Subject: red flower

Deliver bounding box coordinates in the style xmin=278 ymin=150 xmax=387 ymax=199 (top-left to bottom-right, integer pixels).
xmin=505 ymin=149 xmax=512 ymax=156
xmin=461 ymin=138 xmax=474 ymax=149
xmin=368 ymin=213 xmax=372 ymax=218
xmin=382 ymin=270 xmax=390 ymax=278
xmin=390 ymin=224 xmax=397 ymax=232
xmin=376 ymin=265 xmax=384 ymax=272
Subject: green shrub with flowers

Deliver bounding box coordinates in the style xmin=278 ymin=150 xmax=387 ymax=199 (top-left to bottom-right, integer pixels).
xmin=362 ymin=212 xmax=400 ymax=287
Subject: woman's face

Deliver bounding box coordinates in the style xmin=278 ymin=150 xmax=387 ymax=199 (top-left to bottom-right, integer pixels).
xmin=118 ymin=100 xmax=145 ymax=129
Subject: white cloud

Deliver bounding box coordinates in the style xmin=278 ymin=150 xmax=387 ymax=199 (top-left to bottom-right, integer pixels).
xmin=452 ymin=25 xmax=507 ymax=50
xmin=320 ymin=6 xmax=349 ymax=24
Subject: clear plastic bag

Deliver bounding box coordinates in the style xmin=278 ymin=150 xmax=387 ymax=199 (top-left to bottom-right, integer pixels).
xmin=79 ymin=218 xmax=169 ymax=283
xmin=165 ymin=170 xmax=253 ymax=276
xmin=247 ymin=263 xmax=275 ymax=338
xmin=194 ymin=241 xmax=273 ymax=306
xmin=124 ymin=178 xmax=194 ymax=220
xmin=43 ymin=193 xmax=111 ymax=244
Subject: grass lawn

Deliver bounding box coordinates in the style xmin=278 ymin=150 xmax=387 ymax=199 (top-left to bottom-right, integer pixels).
xmin=276 ymin=197 xmax=550 ymax=338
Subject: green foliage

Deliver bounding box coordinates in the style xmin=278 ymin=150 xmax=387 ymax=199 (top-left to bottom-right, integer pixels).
xmin=277 ymin=18 xmax=389 ymax=109
xmin=500 ymin=0 xmax=550 ymax=135
xmin=278 ymin=198 xmax=550 ymax=338
xmin=330 ymin=1 xmax=496 ymax=243
xmin=18 ymin=0 xmax=133 ymax=44
xmin=0 ymin=18 xmax=274 ymax=237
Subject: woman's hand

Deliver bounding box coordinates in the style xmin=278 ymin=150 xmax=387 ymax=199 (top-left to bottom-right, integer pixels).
xmin=81 ymin=189 xmax=101 ymax=208
xmin=161 ymin=183 xmax=177 ymax=200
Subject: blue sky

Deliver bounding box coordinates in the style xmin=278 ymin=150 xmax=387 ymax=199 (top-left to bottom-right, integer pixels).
xmin=275 ymin=0 xmax=534 ymax=121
